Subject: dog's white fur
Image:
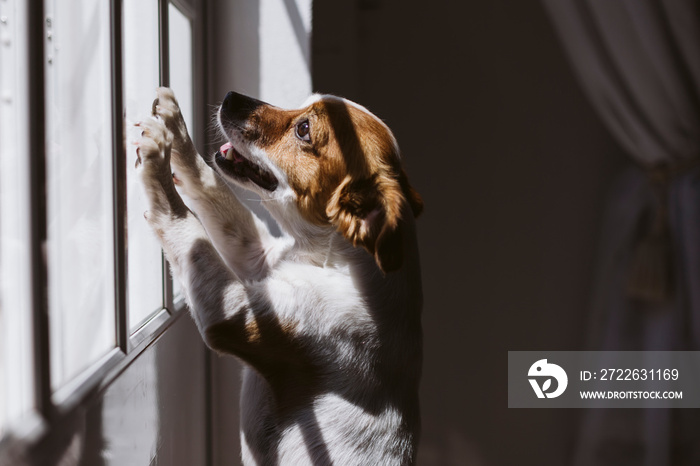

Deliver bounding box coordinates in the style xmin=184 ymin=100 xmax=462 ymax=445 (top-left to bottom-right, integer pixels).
xmin=136 ymin=88 xmax=422 ymax=465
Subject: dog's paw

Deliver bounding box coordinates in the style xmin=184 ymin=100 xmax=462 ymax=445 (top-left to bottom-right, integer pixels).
xmin=135 ymin=117 xmax=173 ymax=176
xmin=152 ymin=87 xmax=194 ymax=155
xmin=152 ymin=87 xmax=203 ymax=190
xmin=134 ymin=117 xmax=188 ymax=219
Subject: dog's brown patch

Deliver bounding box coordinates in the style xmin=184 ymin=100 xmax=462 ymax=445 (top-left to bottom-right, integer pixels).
xmin=240 ymin=96 xmax=423 ymax=272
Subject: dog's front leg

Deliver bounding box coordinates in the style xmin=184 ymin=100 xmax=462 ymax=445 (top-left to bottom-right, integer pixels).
xmin=151 ymin=87 xmax=276 ymax=280
xmin=135 ymin=117 xmax=251 ymax=337
xmin=136 ymin=119 xmax=297 ymax=362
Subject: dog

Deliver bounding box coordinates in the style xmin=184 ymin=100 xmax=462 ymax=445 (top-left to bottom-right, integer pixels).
xmin=135 ymin=88 xmax=423 ymax=465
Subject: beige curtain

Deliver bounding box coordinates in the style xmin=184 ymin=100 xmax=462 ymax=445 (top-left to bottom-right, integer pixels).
xmin=540 ymin=1 xmax=700 ymax=465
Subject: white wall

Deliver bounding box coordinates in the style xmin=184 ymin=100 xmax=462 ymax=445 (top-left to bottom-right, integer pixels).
xmin=260 ymin=0 xmax=312 ymax=107
xmin=209 ymin=0 xmax=311 ymax=107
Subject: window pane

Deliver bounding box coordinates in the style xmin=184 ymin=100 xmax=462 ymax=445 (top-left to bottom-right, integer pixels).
xmin=124 ymin=0 xmax=164 ymax=331
xmin=0 ymin=0 xmax=33 ymax=432
xmin=169 ymin=4 xmax=194 ymax=138
xmin=45 ymin=0 xmax=116 ymax=389
xmin=168 ymin=3 xmax=194 ymax=300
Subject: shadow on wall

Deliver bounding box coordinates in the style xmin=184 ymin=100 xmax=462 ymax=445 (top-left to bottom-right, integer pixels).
xmin=281 ymin=0 xmax=310 ymax=68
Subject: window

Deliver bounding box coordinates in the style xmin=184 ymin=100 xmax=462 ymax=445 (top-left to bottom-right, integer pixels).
xmin=0 ymin=0 xmax=33 ymax=434
xmin=0 ymin=0 xmax=197 ymax=445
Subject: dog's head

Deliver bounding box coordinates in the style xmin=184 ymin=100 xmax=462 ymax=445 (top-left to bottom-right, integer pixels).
xmin=215 ymin=91 xmax=423 ymax=273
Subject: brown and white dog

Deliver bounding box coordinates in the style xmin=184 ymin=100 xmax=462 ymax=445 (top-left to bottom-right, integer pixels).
xmin=136 ymin=88 xmax=423 ymax=465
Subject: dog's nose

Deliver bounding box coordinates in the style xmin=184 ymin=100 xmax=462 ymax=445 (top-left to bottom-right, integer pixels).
xmin=221 ymin=91 xmax=266 ymax=123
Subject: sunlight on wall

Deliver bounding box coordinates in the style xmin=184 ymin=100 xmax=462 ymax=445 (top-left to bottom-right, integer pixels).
xmin=259 ymin=0 xmax=312 ymax=107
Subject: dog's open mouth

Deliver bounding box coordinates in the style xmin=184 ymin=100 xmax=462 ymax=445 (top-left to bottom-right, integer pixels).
xmin=215 ymin=142 xmax=279 ymax=191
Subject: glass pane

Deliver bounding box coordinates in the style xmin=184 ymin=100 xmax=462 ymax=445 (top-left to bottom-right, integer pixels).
xmin=168 ymin=3 xmax=194 ymax=299
xmin=0 ymin=0 xmax=33 ymax=433
xmin=45 ymin=0 xmax=116 ymax=389
xmin=124 ymin=0 xmax=163 ymax=331
xmin=168 ymin=3 xmax=194 ymax=137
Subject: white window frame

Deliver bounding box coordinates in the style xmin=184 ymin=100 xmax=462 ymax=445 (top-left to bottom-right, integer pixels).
xmin=0 ymin=0 xmax=201 ymax=455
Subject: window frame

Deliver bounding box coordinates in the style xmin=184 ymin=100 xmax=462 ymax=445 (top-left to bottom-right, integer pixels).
xmin=0 ymin=0 xmax=35 ymax=441
xmin=0 ymin=0 xmax=203 ymax=454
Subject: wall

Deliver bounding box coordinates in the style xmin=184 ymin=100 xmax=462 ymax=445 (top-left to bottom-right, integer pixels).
xmin=313 ymin=1 xmax=627 ymax=465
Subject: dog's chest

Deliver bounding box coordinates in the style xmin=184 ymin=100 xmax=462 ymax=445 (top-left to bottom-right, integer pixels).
xmin=266 ymin=261 xmax=372 ymax=328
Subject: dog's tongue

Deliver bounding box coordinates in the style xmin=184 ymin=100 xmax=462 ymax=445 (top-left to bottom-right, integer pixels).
xmin=220 ymin=142 xmax=233 ymax=156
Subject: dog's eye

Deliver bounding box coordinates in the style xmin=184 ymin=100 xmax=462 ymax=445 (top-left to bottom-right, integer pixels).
xmin=295 ymin=120 xmax=311 ymax=142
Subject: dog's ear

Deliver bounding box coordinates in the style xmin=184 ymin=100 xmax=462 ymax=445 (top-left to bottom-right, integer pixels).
xmin=398 ymin=168 xmax=424 ymax=219
xmin=326 ymin=171 xmax=423 ymax=273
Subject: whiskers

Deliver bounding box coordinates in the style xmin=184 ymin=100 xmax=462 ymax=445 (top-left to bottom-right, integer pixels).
xmin=206 ymin=103 xmax=226 ymax=143
xmin=206 ymin=102 xmax=248 ymax=149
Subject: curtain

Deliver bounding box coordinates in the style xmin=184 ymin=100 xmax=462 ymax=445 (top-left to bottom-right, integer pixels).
xmin=539 ymin=1 xmax=700 ymax=465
